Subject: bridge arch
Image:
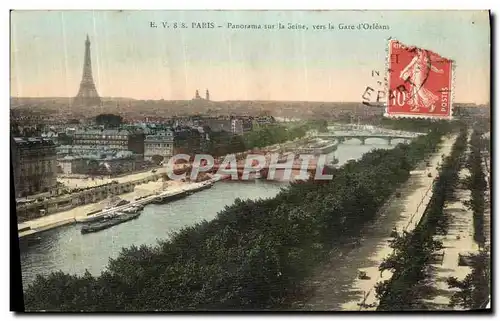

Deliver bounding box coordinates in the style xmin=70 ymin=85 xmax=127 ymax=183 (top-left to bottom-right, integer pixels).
xmin=318 ymin=134 xmax=415 ymax=145
xmin=363 ymin=137 xmax=392 ymax=145
xmin=336 ymin=137 xmax=366 ymax=145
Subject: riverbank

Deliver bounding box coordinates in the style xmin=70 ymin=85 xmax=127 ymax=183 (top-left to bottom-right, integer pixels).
xmin=20 ymin=180 xmax=287 ymax=289
xmin=18 ymin=179 xmax=213 ymax=239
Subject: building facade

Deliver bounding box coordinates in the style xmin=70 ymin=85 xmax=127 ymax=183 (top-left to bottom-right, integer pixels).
xmin=57 ymin=156 xmax=88 ymax=174
xmin=144 ymin=130 xmax=175 ymax=162
xmin=173 ymin=126 xmax=209 ymax=155
xmin=203 ymin=116 xmax=254 ymax=135
xmin=12 ymin=137 xmax=58 ymax=197
xmin=231 ymin=118 xmax=245 ymax=135
xmin=204 ymin=118 xmax=233 ymax=133
xmin=57 ymin=151 xmax=141 ymax=175
xmin=72 ymin=128 xmax=145 ymax=155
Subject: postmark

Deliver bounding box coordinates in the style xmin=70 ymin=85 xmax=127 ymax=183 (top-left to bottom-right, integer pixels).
xmin=385 ymin=39 xmax=454 ymax=119
xmin=362 ymin=70 xmax=387 ymax=107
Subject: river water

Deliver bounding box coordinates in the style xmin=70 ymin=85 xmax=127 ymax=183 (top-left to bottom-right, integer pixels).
xmin=19 ymin=137 xmax=405 ymax=288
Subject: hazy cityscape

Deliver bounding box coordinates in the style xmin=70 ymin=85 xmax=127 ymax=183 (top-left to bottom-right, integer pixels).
xmin=10 ymin=10 xmax=491 ymax=312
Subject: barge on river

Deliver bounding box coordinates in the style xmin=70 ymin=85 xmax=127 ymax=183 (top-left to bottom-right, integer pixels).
xmin=188 ymin=181 xmax=214 ymax=193
xmin=295 ymin=142 xmax=338 ymax=155
xmin=151 ymin=189 xmax=191 ymax=205
xmin=81 ymin=211 xmax=142 ymax=234
xmin=79 ymin=204 xmax=143 ymax=224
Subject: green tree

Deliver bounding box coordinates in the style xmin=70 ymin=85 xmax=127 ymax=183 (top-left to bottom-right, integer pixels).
xmin=447 ymin=251 xmax=490 ymax=309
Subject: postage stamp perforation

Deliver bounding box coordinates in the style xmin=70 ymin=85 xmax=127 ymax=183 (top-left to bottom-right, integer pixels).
xmin=449 ymin=56 xmax=457 ymax=119
xmin=382 ymin=112 xmax=453 ymax=120
xmin=383 ymin=36 xmax=393 ymax=113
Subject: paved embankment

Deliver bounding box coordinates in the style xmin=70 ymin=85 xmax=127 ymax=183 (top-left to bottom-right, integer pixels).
xmin=18 ymin=179 xmax=207 ymax=238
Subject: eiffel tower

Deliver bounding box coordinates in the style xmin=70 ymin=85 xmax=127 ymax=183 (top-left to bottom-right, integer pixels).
xmin=73 ymin=35 xmax=101 ymax=106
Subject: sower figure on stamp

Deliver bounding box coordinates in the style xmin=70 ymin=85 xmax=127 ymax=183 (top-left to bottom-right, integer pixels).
xmin=399 ymin=48 xmax=444 ymax=112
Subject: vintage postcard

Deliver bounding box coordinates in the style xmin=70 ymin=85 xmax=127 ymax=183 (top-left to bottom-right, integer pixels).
xmin=10 ymin=10 xmax=491 ymax=312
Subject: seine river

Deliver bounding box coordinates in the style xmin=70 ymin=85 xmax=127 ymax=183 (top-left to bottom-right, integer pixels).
xmin=19 ymin=136 xmax=403 ymax=289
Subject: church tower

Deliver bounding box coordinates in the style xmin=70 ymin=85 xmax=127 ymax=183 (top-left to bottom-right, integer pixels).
xmin=206 ymin=89 xmax=210 ymax=100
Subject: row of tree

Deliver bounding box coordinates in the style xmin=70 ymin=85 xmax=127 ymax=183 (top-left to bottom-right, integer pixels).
xmin=447 ymin=129 xmax=490 ymax=309
xmin=380 ymin=118 xmax=467 ymax=134
xmin=375 ymin=126 xmax=468 ymax=310
xmin=333 ymin=117 xmax=464 ymax=134
xmin=206 ymin=121 xmax=323 ymax=157
xmin=447 ymin=250 xmax=490 ymax=309
xmin=464 ymin=129 xmax=487 ymax=248
xmin=23 ymin=121 xmax=459 ymax=311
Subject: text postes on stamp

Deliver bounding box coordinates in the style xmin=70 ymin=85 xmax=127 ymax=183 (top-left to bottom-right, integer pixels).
xmin=386 ymin=39 xmax=453 ymax=119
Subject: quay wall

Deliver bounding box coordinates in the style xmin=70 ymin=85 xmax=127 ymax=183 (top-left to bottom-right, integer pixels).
xmin=16 ymin=173 xmax=163 ymax=222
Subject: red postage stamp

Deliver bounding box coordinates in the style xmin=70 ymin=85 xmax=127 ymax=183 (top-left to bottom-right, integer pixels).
xmin=385 ymin=39 xmax=454 ymax=119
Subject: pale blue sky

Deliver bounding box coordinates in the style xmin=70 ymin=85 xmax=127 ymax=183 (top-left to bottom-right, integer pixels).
xmin=11 ymin=10 xmax=490 ymax=102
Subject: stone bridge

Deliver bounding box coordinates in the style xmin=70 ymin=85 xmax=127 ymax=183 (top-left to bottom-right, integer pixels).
xmin=209 ymin=157 xmax=320 ymax=174
xmin=208 ymin=157 xmax=325 ymax=181
xmin=315 ymin=133 xmax=419 ymax=145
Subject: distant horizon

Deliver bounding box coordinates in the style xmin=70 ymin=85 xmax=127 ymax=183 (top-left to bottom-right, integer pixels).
xmin=11 ymin=11 xmax=490 ymax=104
xmin=9 ymin=96 xmax=487 ymax=106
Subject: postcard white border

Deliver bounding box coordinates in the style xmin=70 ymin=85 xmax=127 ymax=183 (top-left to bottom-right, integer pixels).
xmin=1 ymin=1 xmax=496 ymax=320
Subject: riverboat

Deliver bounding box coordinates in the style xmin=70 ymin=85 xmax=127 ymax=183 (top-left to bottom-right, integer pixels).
xmin=78 ymin=209 xmax=121 ymax=223
xmin=152 ymin=189 xmax=191 ymax=205
xmin=81 ymin=211 xmax=141 ymax=234
xmin=188 ymin=181 xmax=214 ymax=193
xmin=121 ymin=204 xmax=144 ymax=214
xmin=294 ymin=141 xmax=338 ymax=155
xmin=133 ymin=204 xmax=144 ymax=211
xmin=78 ymin=211 xmax=118 ymax=223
